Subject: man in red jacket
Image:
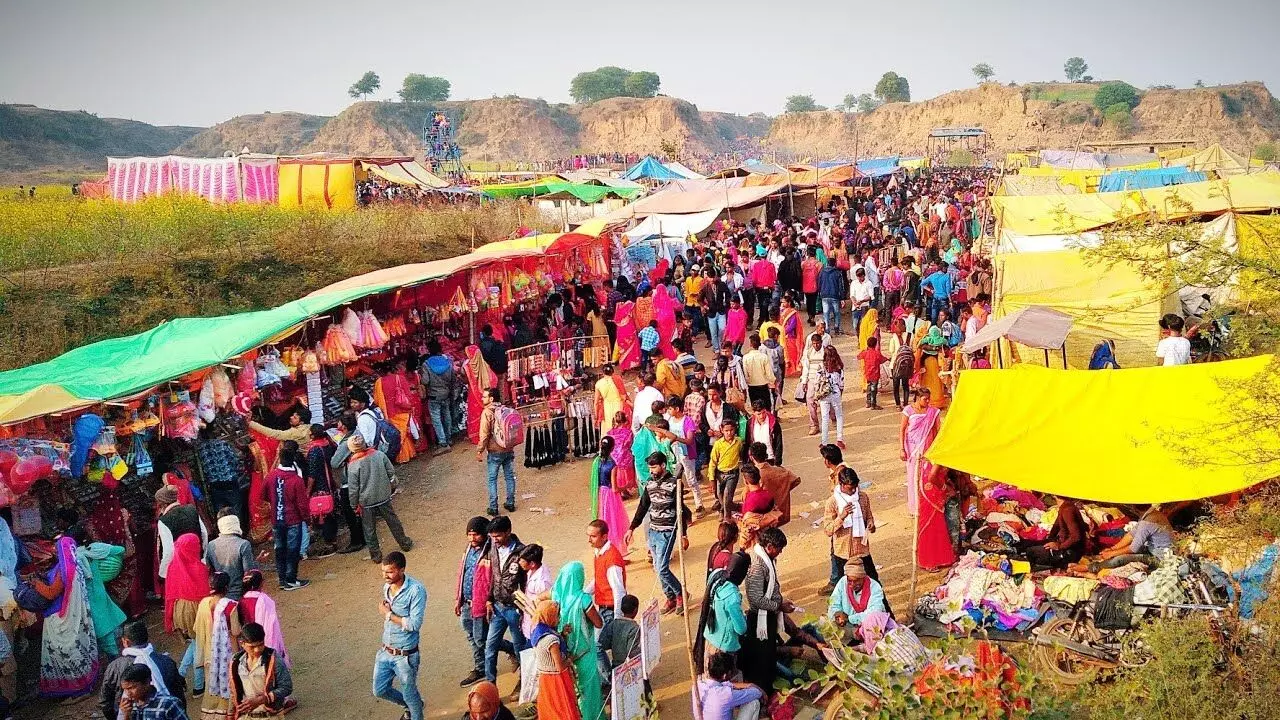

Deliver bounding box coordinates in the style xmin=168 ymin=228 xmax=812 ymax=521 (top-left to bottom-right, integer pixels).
xmin=265 ymin=440 xmax=312 ymax=591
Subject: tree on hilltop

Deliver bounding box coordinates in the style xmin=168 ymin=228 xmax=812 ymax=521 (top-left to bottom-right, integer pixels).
xmin=972 ymin=63 xmax=995 ymax=83
xmin=784 ymin=95 xmax=820 ymax=113
xmin=874 ymin=72 xmax=911 ymax=103
xmin=398 ymin=74 xmax=451 ymax=103
xmin=855 ymin=93 xmax=882 ymax=113
xmin=570 ymin=67 xmax=661 ymax=103
xmin=1064 ymin=56 xmax=1089 ymax=82
xmin=348 ymin=71 xmax=381 ymax=101
xmin=1094 ymin=82 xmax=1141 ymax=111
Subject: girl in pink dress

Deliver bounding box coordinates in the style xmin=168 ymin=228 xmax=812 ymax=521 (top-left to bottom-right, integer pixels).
xmin=591 ymin=436 xmax=630 ymax=553
xmin=724 ymin=298 xmax=748 ymax=354
xmin=652 ymin=285 xmax=678 ymax=360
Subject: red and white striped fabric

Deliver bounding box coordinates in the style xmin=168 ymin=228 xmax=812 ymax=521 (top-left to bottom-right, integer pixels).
xmin=240 ymin=158 xmax=279 ymax=204
xmin=107 ymin=157 xmax=174 ymax=202
xmin=171 ymin=157 xmax=239 ymax=203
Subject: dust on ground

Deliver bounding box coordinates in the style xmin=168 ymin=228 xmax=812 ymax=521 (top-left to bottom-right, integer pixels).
xmin=27 ymin=330 xmax=939 ymax=720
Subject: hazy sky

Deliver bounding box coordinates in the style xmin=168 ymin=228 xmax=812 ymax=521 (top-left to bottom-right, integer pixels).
xmin=2 ymin=0 xmax=1278 ymax=127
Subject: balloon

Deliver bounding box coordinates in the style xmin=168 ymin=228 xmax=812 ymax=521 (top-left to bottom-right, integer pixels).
xmin=7 ymin=456 xmax=53 ymax=495
xmin=0 ymin=451 xmax=17 ymax=474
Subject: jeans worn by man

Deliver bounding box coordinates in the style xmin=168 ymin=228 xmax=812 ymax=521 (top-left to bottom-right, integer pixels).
xmin=822 ymin=298 xmax=842 ymax=334
xmin=362 ymin=503 xmax=413 ymax=563
xmin=460 ymin=603 xmax=491 ymax=682
xmin=483 ymin=602 xmax=522 ymax=682
xmin=648 ymin=529 xmax=681 ymax=601
xmin=485 ymin=452 xmax=517 ymax=515
xmin=273 ymin=523 xmax=303 ymax=588
xmin=429 ymin=401 xmax=455 ymax=451
xmin=707 ymin=313 xmax=726 ymax=351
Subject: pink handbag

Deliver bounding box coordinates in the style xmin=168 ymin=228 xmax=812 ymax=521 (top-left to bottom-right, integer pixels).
xmin=309 ymin=493 xmax=334 ymax=519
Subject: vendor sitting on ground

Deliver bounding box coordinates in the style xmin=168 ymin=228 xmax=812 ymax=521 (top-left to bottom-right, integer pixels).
xmin=1018 ymin=495 xmax=1086 ymax=570
xmin=1068 ymin=504 xmax=1174 ymax=575
xmin=828 ymin=558 xmax=887 ymax=638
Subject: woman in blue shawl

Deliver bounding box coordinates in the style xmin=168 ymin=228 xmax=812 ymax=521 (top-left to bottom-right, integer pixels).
xmin=1088 ymin=339 xmax=1120 ymax=370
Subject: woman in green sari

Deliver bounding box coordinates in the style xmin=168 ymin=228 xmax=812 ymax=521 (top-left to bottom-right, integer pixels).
xmin=75 ymin=538 xmax=127 ymax=656
xmin=551 ymin=562 xmax=604 ymax=720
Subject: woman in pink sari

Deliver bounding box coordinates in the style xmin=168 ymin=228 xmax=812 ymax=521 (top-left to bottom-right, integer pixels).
xmin=652 ymin=285 xmax=678 ymax=360
xmin=464 ymin=345 xmax=498 ymax=444
xmin=591 ymin=437 xmax=630 ymax=552
xmin=917 ymin=465 xmax=957 ymax=570
xmin=612 ymin=301 xmax=640 ymax=372
xmin=605 ymin=411 xmax=638 ymax=498
xmin=899 ymin=388 xmax=941 ymax=517
xmin=239 ymin=569 xmax=290 ymax=667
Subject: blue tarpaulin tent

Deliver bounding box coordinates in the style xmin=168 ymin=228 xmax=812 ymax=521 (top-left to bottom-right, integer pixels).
xmin=1097 ymin=168 xmax=1208 ymax=193
xmin=857 ymin=156 xmax=901 ymax=177
xmin=622 ymin=156 xmax=686 ymax=182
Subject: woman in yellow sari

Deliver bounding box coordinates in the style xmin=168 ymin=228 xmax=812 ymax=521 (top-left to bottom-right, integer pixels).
xmin=914 ymin=326 xmax=946 ymax=409
xmin=593 ymin=364 xmax=630 ymax=433
xmin=858 ymin=307 xmax=879 ymax=351
xmin=373 ymin=359 xmax=417 ymax=464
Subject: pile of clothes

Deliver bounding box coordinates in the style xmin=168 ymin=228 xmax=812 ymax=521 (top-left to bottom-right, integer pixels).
xmin=964 ymin=483 xmax=1132 ymax=555
xmin=914 ymin=551 xmax=1043 ymax=632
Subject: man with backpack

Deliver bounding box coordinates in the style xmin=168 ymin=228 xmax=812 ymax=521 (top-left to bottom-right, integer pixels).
xmin=477 ymin=389 xmax=522 ymax=517
xmin=350 ymin=387 xmax=403 ymax=465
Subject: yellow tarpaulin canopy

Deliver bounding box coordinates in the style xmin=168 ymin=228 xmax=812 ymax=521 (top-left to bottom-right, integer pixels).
xmin=991 ymin=175 xmax=1280 ymax=235
xmin=994 ymin=248 xmax=1172 ymax=368
xmin=278 ymin=159 xmax=357 ymax=210
xmin=474 ymin=218 xmax=610 ymax=254
xmin=0 ymin=384 xmax=96 ymax=425
xmin=926 ymin=355 xmax=1280 ymax=503
xmin=359 ymin=160 xmax=449 ymax=189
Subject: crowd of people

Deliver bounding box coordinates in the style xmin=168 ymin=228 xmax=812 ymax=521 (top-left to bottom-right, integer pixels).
xmin=17 ymin=160 xmax=1232 ymax=720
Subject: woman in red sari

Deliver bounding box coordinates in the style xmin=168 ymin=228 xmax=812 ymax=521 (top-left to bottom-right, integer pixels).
xmin=780 ymin=295 xmax=802 ymax=377
xmin=612 ymin=301 xmax=640 ymax=372
xmin=916 ymin=464 xmax=957 ymax=570
xmin=464 ymin=345 xmax=497 ymax=445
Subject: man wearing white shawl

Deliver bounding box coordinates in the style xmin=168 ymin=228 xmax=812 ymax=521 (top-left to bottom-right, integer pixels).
xmin=741 ymin=528 xmax=795 ymax=696
xmin=99 ymin=621 xmax=185 ymax=718
xmin=822 ymin=466 xmax=878 ymax=593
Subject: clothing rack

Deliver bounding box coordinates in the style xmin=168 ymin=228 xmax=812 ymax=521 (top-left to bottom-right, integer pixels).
xmin=518 ymin=391 xmax=600 ymax=469
xmin=505 ymin=335 xmax=609 ymax=406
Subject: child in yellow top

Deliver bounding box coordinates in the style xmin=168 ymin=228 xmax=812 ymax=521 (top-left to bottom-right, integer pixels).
xmin=709 ymin=421 xmax=744 ymax=521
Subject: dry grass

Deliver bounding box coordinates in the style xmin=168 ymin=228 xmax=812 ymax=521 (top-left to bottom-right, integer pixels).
xmin=0 ymin=195 xmax=554 ymax=369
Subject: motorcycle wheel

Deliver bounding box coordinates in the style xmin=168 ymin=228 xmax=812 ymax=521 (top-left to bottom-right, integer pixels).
xmin=1035 ymin=617 xmax=1105 ymax=685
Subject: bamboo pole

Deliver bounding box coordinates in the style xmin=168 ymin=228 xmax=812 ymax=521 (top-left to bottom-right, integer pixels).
xmin=675 ymin=466 xmax=702 ymax=720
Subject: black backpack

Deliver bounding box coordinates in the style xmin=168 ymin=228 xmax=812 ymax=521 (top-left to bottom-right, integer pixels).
xmin=360 ymin=409 xmax=402 ymax=461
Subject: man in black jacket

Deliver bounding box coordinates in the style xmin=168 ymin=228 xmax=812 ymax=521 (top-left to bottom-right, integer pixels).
xmin=483 ymin=516 xmax=524 ymax=683
xmin=100 ymin=621 xmax=185 ymax=719
xmin=478 ymin=325 xmax=508 ymax=377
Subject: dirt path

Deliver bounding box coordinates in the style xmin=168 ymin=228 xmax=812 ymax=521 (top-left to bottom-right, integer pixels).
xmin=27 ymin=329 xmax=935 ymax=720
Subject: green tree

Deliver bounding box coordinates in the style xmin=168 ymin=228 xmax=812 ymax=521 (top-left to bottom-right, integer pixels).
xmin=622 ymin=71 xmax=661 ymax=98
xmin=398 ymin=74 xmax=450 ymax=103
xmin=348 ymin=71 xmax=381 ymax=101
xmin=1064 ymin=56 xmax=1089 ymax=82
xmin=1094 ymin=81 xmax=1141 ymax=111
xmin=874 ymin=71 xmax=911 ymax=103
xmin=784 ymin=94 xmax=819 ymax=113
xmin=840 ymin=94 xmax=858 ymax=111
xmin=856 ymin=93 xmax=882 ymax=113
xmin=972 ymin=63 xmax=995 ymax=83
xmin=1256 ymin=141 xmax=1278 ymax=162
xmin=1195 ymin=79 xmax=1205 ymax=88
xmin=569 ymin=67 xmax=661 ymax=103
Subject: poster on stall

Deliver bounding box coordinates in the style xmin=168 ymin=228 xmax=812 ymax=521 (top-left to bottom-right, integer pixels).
xmin=610 ymin=655 xmax=646 ymax=720
xmin=639 ymin=598 xmax=662 ymax=677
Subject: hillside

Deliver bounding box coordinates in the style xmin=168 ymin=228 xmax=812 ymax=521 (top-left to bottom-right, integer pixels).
xmin=767 ymin=82 xmax=1280 ymax=157
xmin=175 ymin=111 xmax=330 ymax=156
xmin=5 ymin=83 xmax=1278 ymax=182
xmin=0 ymin=104 xmax=201 ymax=183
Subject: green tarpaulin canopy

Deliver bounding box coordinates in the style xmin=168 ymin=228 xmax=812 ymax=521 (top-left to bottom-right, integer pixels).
xmin=480 ymin=180 xmax=639 ymax=204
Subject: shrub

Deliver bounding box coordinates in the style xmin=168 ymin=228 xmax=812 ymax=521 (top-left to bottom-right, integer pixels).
xmin=1065 ymin=108 xmax=1092 ymax=125
xmin=1256 ymin=142 xmax=1279 ymax=162
xmin=1104 ymin=105 xmax=1134 ymax=135
xmin=1221 ymin=92 xmax=1244 ymax=117
xmin=1093 ymin=82 xmax=1140 ymax=112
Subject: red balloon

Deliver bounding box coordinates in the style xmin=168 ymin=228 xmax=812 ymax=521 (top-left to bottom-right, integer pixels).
xmin=0 ymin=450 xmax=17 ymax=474
xmin=7 ymin=456 xmax=53 ymax=495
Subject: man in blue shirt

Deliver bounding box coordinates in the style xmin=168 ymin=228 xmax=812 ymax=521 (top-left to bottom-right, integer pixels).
xmin=696 ymin=652 xmax=763 ymax=720
xmin=920 ymin=265 xmax=953 ymax=324
xmin=375 ymin=551 xmax=426 ymax=720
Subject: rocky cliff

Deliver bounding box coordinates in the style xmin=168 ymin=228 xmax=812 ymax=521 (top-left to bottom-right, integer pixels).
xmin=767 ymin=82 xmax=1280 ymax=157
